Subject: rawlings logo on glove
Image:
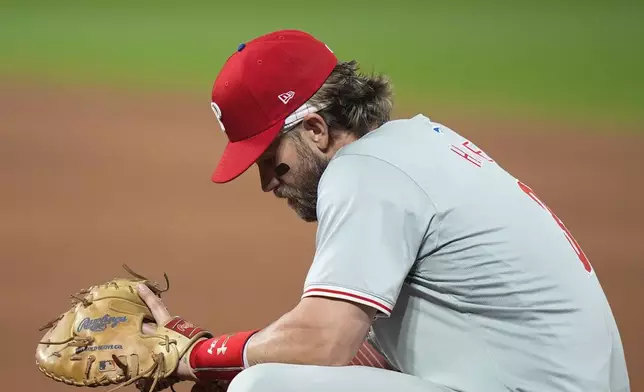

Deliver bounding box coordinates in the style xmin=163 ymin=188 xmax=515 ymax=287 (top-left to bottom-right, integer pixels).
xmin=77 ymin=315 xmax=129 ymax=332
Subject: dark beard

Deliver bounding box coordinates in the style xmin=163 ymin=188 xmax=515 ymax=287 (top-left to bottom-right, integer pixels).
xmin=273 ymin=137 xmax=329 ymax=222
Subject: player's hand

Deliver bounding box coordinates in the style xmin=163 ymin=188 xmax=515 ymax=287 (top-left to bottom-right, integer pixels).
xmin=137 ymin=283 xmax=205 ymax=382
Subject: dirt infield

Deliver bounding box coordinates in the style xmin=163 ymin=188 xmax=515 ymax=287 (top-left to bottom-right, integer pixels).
xmin=2 ymin=82 xmax=642 ymax=391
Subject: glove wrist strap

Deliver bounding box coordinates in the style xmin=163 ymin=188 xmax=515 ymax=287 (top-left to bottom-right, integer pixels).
xmin=164 ymin=316 xmax=211 ymax=340
xmin=189 ymin=330 xmax=259 ymax=381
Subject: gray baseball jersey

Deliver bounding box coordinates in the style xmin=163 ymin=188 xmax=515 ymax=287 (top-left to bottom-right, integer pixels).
xmin=300 ymin=114 xmax=629 ymax=392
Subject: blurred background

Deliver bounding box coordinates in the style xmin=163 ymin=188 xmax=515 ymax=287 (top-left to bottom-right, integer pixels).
xmin=1 ymin=0 xmax=642 ymax=391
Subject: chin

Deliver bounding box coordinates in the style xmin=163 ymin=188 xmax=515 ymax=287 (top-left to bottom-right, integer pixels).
xmin=299 ymin=214 xmax=318 ymax=223
xmin=291 ymin=205 xmax=317 ymax=223
xmin=285 ymin=198 xmax=317 ymax=222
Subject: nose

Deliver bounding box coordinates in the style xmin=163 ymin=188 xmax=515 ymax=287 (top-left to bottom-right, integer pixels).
xmin=258 ymin=162 xmax=280 ymax=193
xmin=262 ymin=177 xmax=279 ymax=193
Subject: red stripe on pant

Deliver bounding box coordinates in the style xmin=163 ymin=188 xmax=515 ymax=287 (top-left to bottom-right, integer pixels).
xmin=349 ymin=341 xmax=397 ymax=371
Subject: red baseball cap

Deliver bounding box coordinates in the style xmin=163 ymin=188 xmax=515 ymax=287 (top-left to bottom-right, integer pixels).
xmin=209 ymin=30 xmax=338 ymax=183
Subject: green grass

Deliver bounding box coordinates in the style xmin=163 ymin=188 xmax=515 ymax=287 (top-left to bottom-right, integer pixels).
xmin=1 ymin=0 xmax=643 ymax=126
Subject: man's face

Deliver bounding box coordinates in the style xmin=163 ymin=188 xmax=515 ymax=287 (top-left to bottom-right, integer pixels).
xmin=256 ymin=128 xmax=330 ymax=222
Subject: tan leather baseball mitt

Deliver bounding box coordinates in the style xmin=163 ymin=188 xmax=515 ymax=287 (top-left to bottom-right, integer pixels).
xmin=35 ymin=265 xmax=212 ymax=392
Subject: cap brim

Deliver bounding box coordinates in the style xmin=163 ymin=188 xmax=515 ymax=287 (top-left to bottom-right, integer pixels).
xmin=211 ymin=121 xmax=284 ymax=184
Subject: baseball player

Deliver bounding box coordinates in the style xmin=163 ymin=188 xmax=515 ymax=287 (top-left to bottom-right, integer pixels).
xmin=137 ymin=29 xmax=630 ymax=392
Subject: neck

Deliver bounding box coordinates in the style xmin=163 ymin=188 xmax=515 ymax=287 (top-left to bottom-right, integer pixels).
xmin=329 ymin=132 xmax=358 ymax=155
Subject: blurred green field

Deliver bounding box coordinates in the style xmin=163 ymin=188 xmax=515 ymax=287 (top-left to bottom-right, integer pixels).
xmin=1 ymin=0 xmax=643 ymax=126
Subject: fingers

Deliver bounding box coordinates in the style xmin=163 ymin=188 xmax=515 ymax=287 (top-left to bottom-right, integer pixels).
xmin=141 ymin=322 xmax=157 ymax=335
xmin=137 ymin=283 xmax=171 ymax=326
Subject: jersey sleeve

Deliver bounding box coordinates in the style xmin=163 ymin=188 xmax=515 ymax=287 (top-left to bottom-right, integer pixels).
xmin=302 ymin=154 xmax=436 ymax=317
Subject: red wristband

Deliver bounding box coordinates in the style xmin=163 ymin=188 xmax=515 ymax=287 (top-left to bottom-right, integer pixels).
xmin=189 ymin=330 xmax=259 ymax=381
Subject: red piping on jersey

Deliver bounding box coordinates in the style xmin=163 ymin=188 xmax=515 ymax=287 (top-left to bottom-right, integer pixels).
xmin=303 ymin=287 xmax=392 ymax=313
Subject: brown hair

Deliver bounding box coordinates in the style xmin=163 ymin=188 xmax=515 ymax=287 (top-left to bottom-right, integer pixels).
xmin=307 ymin=60 xmax=394 ymax=138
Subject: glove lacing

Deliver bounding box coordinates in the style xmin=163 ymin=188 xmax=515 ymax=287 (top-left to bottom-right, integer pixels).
xmin=36 ymin=264 xmax=176 ymax=392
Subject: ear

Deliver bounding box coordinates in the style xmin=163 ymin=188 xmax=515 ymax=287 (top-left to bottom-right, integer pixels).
xmin=301 ymin=113 xmax=330 ymax=151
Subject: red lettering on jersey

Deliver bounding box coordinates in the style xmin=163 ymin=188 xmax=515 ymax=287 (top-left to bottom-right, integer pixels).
xmin=517 ymin=180 xmax=593 ymax=273
xmin=450 ymin=145 xmax=482 ymax=167
xmin=462 ymin=141 xmax=494 ymax=162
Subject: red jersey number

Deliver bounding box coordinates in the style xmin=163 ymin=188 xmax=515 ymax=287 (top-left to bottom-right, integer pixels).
xmin=517 ymin=180 xmax=593 ymax=273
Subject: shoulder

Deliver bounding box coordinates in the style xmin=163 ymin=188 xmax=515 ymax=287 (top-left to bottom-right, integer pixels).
xmin=316 ymin=149 xmax=428 ymax=211
xmin=341 ymin=114 xmax=435 ymax=153
xmin=318 ymin=113 xmax=433 ymax=189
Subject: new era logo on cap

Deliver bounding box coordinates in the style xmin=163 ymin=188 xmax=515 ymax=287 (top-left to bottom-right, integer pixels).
xmin=278 ymin=91 xmax=295 ymax=104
